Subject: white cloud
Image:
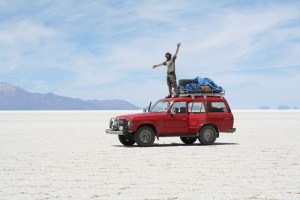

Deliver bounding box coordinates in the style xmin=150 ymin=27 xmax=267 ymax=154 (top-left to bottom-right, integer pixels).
xmin=0 ymin=20 xmax=60 ymax=72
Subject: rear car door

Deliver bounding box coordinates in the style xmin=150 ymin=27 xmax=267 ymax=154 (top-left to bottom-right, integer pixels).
xmin=188 ymin=101 xmax=206 ymax=134
xmin=206 ymin=101 xmax=234 ymax=132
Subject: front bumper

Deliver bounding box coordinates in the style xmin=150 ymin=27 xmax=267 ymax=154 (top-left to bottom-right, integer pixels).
xmin=105 ymin=129 xmax=129 ymax=135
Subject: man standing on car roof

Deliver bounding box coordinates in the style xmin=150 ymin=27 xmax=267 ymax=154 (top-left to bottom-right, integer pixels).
xmin=153 ymin=42 xmax=181 ymax=98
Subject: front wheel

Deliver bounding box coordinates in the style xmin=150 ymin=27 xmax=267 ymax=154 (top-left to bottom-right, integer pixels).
xmin=180 ymin=137 xmax=197 ymax=144
xmin=198 ymin=126 xmax=217 ymax=145
xmin=118 ymin=135 xmax=135 ymax=146
xmin=134 ymin=126 xmax=155 ymax=147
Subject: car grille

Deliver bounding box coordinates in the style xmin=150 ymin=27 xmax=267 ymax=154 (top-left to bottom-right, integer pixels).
xmin=109 ymin=118 xmax=127 ymax=130
xmin=118 ymin=119 xmax=126 ymax=126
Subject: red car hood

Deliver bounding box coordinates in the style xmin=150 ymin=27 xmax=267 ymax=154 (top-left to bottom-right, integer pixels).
xmin=116 ymin=112 xmax=165 ymax=120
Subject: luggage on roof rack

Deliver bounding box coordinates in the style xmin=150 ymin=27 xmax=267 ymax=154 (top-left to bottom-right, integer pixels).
xmin=177 ymin=76 xmax=224 ymax=98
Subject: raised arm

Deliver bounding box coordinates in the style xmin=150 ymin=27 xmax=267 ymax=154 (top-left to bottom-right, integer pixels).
xmin=174 ymin=42 xmax=181 ymax=57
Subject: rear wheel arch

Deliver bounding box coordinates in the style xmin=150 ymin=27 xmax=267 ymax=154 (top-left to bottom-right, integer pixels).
xmin=199 ymin=124 xmax=219 ymax=137
xmin=198 ymin=125 xmax=217 ymax=145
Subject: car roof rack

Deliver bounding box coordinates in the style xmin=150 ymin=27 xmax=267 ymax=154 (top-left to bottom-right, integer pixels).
xmin=179 ymin=90 xmax=225 ymax=99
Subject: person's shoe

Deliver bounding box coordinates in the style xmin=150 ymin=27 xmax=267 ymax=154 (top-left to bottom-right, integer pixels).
xmin=165 ymin=95 xmax=171 ymax=98
xmin=173 ymin=94 xmax=179 ymax=98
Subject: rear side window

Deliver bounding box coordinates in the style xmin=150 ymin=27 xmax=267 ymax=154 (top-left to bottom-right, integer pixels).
xmin=188 ymin=102 xmax=205 ymax=114
xmin=207 ymin=102 xmax=227 ymax=113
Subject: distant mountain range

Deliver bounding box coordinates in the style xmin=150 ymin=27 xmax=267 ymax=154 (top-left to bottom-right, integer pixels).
xmin=0 ymin=82 xmax=140 ymax=110
xmin=258 ymin=105 xmax=298 ymax=110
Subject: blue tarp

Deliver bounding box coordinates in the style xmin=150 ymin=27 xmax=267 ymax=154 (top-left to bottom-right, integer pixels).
xmin=179 ymin=76 xmax=223 ymax=93
xmin=196 ymin=76 xmax=223 ymax=93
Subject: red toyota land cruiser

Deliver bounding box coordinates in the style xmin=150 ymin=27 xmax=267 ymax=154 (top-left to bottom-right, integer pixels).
xmin=106 ymin=94 xmax=236 ymax=147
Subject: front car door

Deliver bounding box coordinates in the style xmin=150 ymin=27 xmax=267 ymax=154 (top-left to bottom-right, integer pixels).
xmin=164 ymin=101 xmax=189 ymax=135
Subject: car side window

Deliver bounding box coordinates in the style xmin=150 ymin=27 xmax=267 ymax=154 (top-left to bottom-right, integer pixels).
xmin=188 ymin=102 xmax=205 ymax=114
xmin=171 ymin=102 xmax=187 ymax=114
xmin=207 ymin=102 xmax=227 ymax=113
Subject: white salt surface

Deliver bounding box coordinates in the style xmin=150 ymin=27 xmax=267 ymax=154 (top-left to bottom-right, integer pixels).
xmin=0 ymin=110 xmax=299 ymax=200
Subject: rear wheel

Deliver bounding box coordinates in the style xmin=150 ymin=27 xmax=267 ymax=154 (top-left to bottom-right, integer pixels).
xmin=118 ymin=135 xmax=135 ymax=146
xmin=180 ymin=137 xmax=197 ymax=144
xmin=134 ymin=126 xmax=155 ymax=147
xmin=198 ymin=126 xmax=217 ymax=145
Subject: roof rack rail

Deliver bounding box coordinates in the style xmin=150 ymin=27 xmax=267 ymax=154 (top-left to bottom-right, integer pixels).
xmin=179 ymin=90 xmax=225 ymax=99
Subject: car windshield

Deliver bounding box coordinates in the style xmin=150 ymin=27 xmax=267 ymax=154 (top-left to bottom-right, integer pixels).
xmin=150 ymin=100 xmax=172 ymax=113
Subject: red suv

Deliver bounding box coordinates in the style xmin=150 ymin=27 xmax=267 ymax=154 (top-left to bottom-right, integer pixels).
xmin=106 ymin=94 xmax=236 ymax=147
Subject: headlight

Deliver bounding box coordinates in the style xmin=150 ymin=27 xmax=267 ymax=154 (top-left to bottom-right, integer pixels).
xmin=127 ymin=120 xmax=133 ymax=127
xmin=109 ymin=117 xmax=118 ymax=129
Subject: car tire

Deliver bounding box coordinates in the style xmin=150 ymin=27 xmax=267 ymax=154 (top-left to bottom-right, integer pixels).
xmin=198 ymin=126 xmax=217 ymax=145
xmin=180 ymin=137 xmax=197 ymax=144
xmin=134 ymin=126 xmax=155 ymax=147
xmin=118 ymin=135 xmax=135 ymax=146
xmin=179 ymin=79 xmax=198 ymax=85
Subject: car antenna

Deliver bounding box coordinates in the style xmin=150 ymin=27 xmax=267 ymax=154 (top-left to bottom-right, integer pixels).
xmin=148 ymin=101 xmax=152 ymax=112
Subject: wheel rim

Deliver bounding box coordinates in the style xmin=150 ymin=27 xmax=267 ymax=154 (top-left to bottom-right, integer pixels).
xmin=140 ymin=131 xmax=151 ymax=143
xmin=203 ymin=130 xmax=214 ymax=141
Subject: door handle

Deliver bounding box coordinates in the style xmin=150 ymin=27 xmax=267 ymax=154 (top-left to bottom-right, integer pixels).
xmin=182 ymin=118 xmax=187 ymax=121
xmin=224 ymin=118 xmax=231 ymax=120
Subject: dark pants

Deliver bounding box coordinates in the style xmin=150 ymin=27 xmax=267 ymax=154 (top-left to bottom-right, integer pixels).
xmin=167 ymin=72 xmax=177 ymax=89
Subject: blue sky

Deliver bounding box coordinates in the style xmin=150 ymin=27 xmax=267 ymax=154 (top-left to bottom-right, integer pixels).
xmin=0 ymin=0 xmax=299 ymax=109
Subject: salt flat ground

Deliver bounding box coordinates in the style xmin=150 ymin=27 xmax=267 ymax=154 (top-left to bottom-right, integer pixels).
xmin=0 ymin=110 xmax=299 ymax=200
